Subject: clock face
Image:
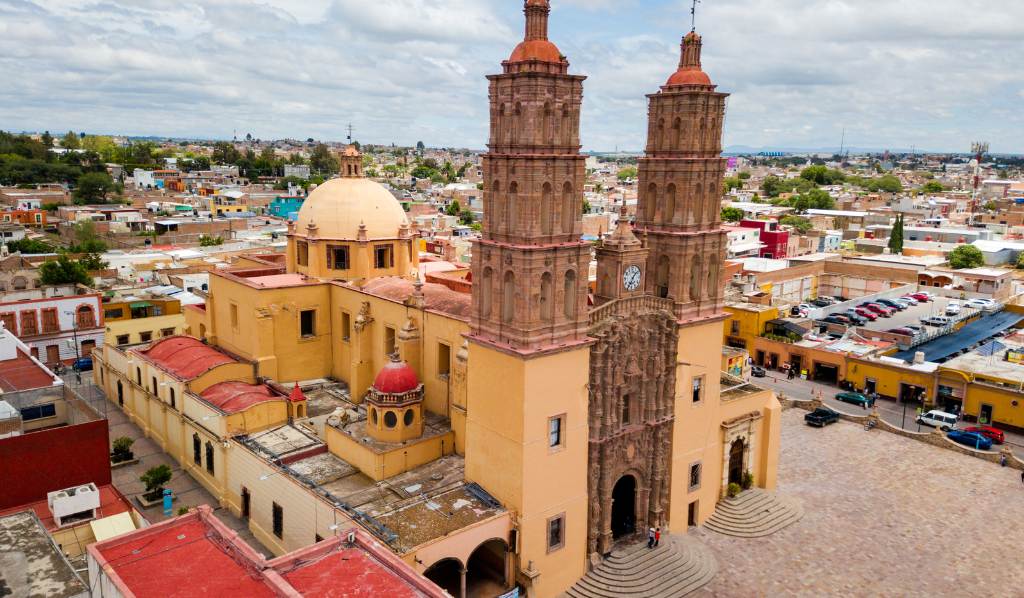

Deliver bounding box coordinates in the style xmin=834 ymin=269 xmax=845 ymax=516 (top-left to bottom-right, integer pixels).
xmin=623 ymin=265 xmax=642 ymax=292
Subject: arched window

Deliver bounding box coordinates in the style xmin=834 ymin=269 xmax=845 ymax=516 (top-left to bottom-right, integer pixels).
xmin=540 ymin=183 xmax=553 ymax=235
xmin=540 ymin=272 xmax=553 ymax=322
xmin=136 ymin=367 xmax=141 ymax=385
xmin=507 ymin=182 xmax=518 ymax=234
xmin=656 ymin=256 xmax=670 ymax=298
xmin=512 ymin=102 xmax=522 ymax=145
xmin=561 ymin=104 xmax=572 ymax=145
xmin=672 ymin=117 xmax=682 ymax=149
xmin=563 ymin=270 xmax=578 ymax=319
xmin=205 ymin=441 xmax=215 ymax=474
xmin=543 ymin=101 xmax=553 ymax=144
xmin=502 ymin=271 xmax=515 ymax=324
xmin=694 ymin=182 xmax=704 ymax=224
xmin=664 ymin=183 xmax=677 ymax=223
xmin=192 ymin=434 xmax=201 ymax=465
xmin=480 ymin=267 xmax=493 ymax=318
xmin=645 ymin=183 xmax=657 ymax=222
xmin=561 ymin=182 xmax=574 ymax=234
xmin=707 ymin=255 xmax=719 ymax=298
xmin=690 ymin=255 xmax=702 ymax=301
xmin=657 ymin=118 xmax=666 ymax=149
xmin=76 ymin=304 xmax=95 ymax=329
xmin=491 ymin=180 xmax=503 ymax=231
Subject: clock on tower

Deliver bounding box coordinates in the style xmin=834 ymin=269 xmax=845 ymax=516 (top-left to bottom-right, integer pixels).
xmin=595 ymin=206 xmax=649 ymax=304
xmin=623 ymin=265 xmax=642 ymax=291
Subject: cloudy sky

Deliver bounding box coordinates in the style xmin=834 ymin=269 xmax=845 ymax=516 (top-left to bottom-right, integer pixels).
xmin=1 ymin=0 xmax=1022 ymax=153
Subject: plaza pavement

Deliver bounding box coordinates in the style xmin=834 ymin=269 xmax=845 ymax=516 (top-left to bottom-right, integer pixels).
xmin=693 ymin=408 xmax=1024 ymax=597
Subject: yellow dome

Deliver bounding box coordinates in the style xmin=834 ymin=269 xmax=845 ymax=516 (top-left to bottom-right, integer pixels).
xmin=295 ymin=177 xmax=409 ymax=240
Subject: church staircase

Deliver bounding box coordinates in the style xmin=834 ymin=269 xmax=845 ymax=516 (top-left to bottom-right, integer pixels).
xmin=703 ymin=488 xmax=804 ymax=538
xmin=564 ymin=535 xmax=717 ymax=598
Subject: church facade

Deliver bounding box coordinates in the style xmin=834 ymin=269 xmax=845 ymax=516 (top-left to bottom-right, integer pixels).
xmin=92 ymin=2 xmax=780 ymax=597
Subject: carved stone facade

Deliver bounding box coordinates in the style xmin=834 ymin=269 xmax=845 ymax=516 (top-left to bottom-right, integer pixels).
xmin=586 ymin=308 xmax=678 ymax=555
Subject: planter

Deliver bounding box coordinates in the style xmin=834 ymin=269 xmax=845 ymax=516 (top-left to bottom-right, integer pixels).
xmin=110 ymin=458 xmax=139 ymax=470
xmin=136 ymin=491 xmax=175 ymax=509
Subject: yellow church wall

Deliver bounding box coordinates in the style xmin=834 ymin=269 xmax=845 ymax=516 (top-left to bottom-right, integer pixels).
xmin=325 ymin=424 xmax=455 ymax=482
xmin=465 ymin=341 xmax=589 ymax=598
xmin=189 ymin=362 xmax=257 ymax=394
xmin=406 ymin=512 xmax=513 ymax=574
xmin=224 ymin=403 xmax=289 ymax=436
xmin=104 ymin=313 xmax=186 ymax=347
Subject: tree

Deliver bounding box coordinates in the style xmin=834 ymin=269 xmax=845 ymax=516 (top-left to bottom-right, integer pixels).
xmin=1016 ymin=252 xmax=1024 ymax=270
xmin=983 ymin=200 xmax=998 ymax=211
xmin=888 ymin=214 xmax=904 ymax=254
xmin=800 ymin=165 xmax=845 ymax=185
xmin=71 ymin=220 xmax=107 ymax=253
xmin=780 ymin=215 xmax=812 ymax=234
xmin=617 ymin=166 xmax=638 ymax=181
xmin=721 ymin=207 xmax=744 ymax=222
xmin=416 ymin=141 xmax=426 ymax=152
xmin=41 ymin=131 xmax=54 ymax=149
xmin=948 ymin=245 xmax=984 ymax=269
xmin=5 ymin=238 xmax=53 ymax=254
xmin=61 ymin=131 xmax=81 ymax=149
xmin=199 ymin=235 xmax=224 ymax=247
xmin=78 ymin=252 xmax=108 ymax=271
xmin=874 ymin=174 xmax=903 ymax=194
xmin=445 ymin=200 xmax=462 ymax=217
xmin=39 ymin=254 xmax=91 ymax=286
xmin=922 ymin=181 xmax=945 ymax=193
xmin=74 ymin=172 xmax=118 ymax=204
xmin=582 ymin=199 xmax=591 ymax=215
xmin=792 ymin=188 xmax=834 ymax=212
xmin=723 ymin=177 xmax=743 ymax=193
xmin=761 ymin=175 xmax=784 ymax=197
xmin=140 ymin=464 xmax=173 ymax=498
xmin=309 ymin=143 xmax=338 ymax=175
xmin=459 ymin=209 xmax=474 ymax=225
xmin=111 ymin=437 xmax=135 ymax=463
xmin=737 ymin=171 xmax=751 ymax=180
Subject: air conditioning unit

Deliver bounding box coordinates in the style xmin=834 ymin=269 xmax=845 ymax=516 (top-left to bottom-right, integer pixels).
xmin=47 ymin=482 xmax=100 ymax=527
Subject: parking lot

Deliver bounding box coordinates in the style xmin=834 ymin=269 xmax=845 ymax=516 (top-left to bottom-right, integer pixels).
xmin=694 ymin=409 xmax=1024 ymax=597
xmin=816 ymin=294 xmax=986 ymax=336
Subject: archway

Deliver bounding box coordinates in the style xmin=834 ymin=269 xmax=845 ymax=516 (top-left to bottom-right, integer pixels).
xmin=728 ymin=438 xmax=745 ymax=486
xmin=423 ymin=558 xmax=462 ymax=598
xmin=611 ymin=475 xmax=637 ymax=539
xmin=466 ymin=538 xmax=509 ymax=597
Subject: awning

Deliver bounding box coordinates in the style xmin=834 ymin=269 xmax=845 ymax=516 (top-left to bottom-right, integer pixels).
xmin=129 ymin=302 xmax=152 ymax=309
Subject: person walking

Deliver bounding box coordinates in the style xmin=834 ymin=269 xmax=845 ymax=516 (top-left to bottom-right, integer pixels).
xmin=654 ymin=527 xmax=661 ymax=548
xmin=647 ymin=527 xmax=655 ymax=549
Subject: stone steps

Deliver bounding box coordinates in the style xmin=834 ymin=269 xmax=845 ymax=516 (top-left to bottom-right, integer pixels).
xmin=703 ymin=488 xmax=804 ymax=538
xmin=564 ymin=535 xmax=717 ymax=598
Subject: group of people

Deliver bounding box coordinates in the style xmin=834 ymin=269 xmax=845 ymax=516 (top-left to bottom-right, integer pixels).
xmin=646 ymin=526 xmax=661 ymax=549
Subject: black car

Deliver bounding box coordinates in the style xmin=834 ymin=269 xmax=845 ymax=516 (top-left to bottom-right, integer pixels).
xmin=812 ymin=298 xmax=832 ymax=308
xmin=750 ymin=365 xmax=766 ymax=377
xmin=875 ymin=298 xmax=906 ymax=311
xmin=842 ymin=311 xmax=866 ymax=325
xmin=805 ymin=407 xmax=841 ymax=427
xmin=822 ymin=315 xmax=849 ymax=325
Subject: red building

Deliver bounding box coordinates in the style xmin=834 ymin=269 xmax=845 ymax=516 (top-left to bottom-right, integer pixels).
xmin=0 ymin=209 xmax=47 ymax=227
xmin=739 ymin=219 xmax=789 ymax=259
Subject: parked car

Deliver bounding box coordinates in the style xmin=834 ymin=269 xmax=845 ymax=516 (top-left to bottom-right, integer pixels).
xmin=812 ymin=297 xmax=835 ymax=307
xmin=805 ymin=407 xmax=841 ymax=427
xmin=887 ymin=327 xmax=915 ymax=336
xmin=750 ymin=365 xmax=767 ymax=378
xmin=842 ymin=311 xmax=866 ymax=325
xmin=962 ymin=425 xmax=1005 ymax=444
xmin=921 ymin=315 xmax=951 ymax=327
xmin=911 ymin=292 xmax=932 ymax=302
xmin=822 ymin=315 xmax=850 ymax=325
xmin=876 ymin=298 xmax=907 ymax=311
xmin=854 ymin=307 xmax=878 ymax=321
xmin=946 ymin=301 xmax=962 ymax=315
xmin=916 ymin=409 xmax=958 ymax=431
xmin=893 ymin=298 xmax=914 ymax=309
xmin=72 ymin=357 xmax=93 ymax=372
xmin=947 ymin=430 xmax=993 ymax=451
xmin=904 ymin=325 xmax=923 ymax=332
xmin=966 ymin=298 xmax=996 ymax=310
xmin=835 ymin=391 xmax=873 ymax=408
xmin=900 ymin=295 xmax=920 ymax=305
xmin=863 ymin=303 xmax=894 ymax=317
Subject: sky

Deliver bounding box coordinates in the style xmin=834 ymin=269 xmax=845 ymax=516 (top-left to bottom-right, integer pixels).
xmin=1 ymin=0 xmax=1022 ymax=153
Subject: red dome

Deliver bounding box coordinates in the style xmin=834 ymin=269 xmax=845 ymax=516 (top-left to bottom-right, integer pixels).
xmin=372 ymin=360 xmax=420 ymax=394
xmin=666 ymin=68 xmax=712 ymax=87
xmin=509 ymin=39 xmax=563 ymax=63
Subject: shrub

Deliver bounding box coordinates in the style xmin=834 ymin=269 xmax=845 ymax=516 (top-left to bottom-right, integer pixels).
xmin=111 ymin=436 xmax=135 ymax=463
xmin=140 ymin=464 xmax=173 ymax=497
xmin=741 ymin=471 xmax=755 ymax=490
xmin=727 ymin=482 xmax=742 ymax=498
xmin=177 ymin=507 xmax=190 ymax=516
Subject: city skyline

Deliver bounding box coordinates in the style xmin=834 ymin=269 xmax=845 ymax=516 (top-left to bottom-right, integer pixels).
xmin=1 ymin=0 xmax=1022 ymax=153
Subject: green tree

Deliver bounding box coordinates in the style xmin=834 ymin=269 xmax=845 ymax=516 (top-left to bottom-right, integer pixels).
xmin=459 ymin=209 xmax=475 ymax=225
xmin=198 ymin=235 xmax=224 ymax=247
xmin=582 ymin=199 xmax=591 ymax=215
xmin=617 ymin=166 xmax=638 ymax=181
xmin=723 ymin=177 xmax=743 ymax=193
xmin=874 ymin=174 xmax=903 ymax=194
xmin=140 ymin=464 xmax=173 ymax=497
xmin=74 ymin=172 xmax=118 ymax=204
xmin=71 ymin=220 xmax=107 ymax=253
xmin=39 ymin=254 xmax=91 ymax=286
xmin=792 ymin=188 xmax=834 ymax=212
xmin=800 ymin=165 xmax=845 ymax=185
xmin=888 ymin=214 xmax=904 ymax=254
xmin=721 ymin=206 xmax=744 ymax=222
xmin=1016 ymin=252 xmax=1024 ymax=270
xmin=983 ymin=200 xmax=998 ymax=211
xmin=78 ymin=252 xmax=108 ymax=271
xmin=761 ymin=175 xmax=784 ymax=197
xmin=41 ymin=131 xmax=54 ymax=148
xmin=780 ymin=215 xmax=812 ymax=234
xmin=922 ymin=181 xmax=945 ymax=193
xmin=309 ymin=143 xmax=338 ymax=175
xmin=5 ymin=238 xmax=53 ymax=254
xmin=445 ymin=200 xmax=462 ymax=217
xmin=737 ymin=171 xmax=751 ymax=180
xmin=416 ymin=141 xmax=425 ymax=152
xmin=947 ymin=245 xmax=984 ymax=269
xmin=61 ymin=131 xmax=81 ymax=149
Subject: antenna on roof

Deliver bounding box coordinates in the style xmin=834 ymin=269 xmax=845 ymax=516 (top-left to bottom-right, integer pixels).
xmin=690 ymin=0 xmax=701 ymax=32
xmin=346 ymin=124 xmax=354 ymax=145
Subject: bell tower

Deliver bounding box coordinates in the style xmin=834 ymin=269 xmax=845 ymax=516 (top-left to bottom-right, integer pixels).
xmin=637 ymin=30 xmax=728 ymax=323
xmin=465 ymin=2 xmax=591 ymax=595
xmin=594 ymin=206 xmax=649 ymax=304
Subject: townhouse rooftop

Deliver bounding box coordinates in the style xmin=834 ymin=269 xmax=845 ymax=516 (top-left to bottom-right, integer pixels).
xmin=0 ymin=510 xmax=87 ymax=598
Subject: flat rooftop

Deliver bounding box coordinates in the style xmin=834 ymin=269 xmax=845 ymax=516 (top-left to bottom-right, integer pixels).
xmin=0 ymin=510 xmax=87 ymax=598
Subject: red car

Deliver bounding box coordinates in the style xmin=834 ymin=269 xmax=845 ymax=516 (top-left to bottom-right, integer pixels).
xmin=864 ymin=303 xmax=894 ymax=317
xmin=910 ymin=293 xmax=931 ymax=302
xmin=963 ymin=425 xmax=1005 ymax=444
xmin=854 ymin=307 xmax=878 ymax=321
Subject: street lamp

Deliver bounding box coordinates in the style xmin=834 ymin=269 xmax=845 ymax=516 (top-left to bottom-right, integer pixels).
xmin=63 ymin=310 xmax=81 ymax=365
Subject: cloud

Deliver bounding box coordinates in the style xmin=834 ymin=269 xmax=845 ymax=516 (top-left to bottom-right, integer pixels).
xmin=0 ymin=0 xmax=1022 ymax=153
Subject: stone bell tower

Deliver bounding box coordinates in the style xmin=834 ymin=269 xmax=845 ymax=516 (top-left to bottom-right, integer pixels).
xmin=636 ymin=30 xmax=728 ymax=323
xmin=594 ymin=206 xmax=649 ymax=304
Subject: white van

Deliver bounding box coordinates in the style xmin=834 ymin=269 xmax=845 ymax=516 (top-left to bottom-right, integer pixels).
xmin=916 ymin=410 xmax=958 ymax=431
xmin=922 ymin=315 xmax=951 ymax=327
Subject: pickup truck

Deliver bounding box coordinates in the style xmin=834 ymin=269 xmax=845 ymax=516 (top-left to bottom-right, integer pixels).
xmin=804 ymin=407 xmax=840 ymax=427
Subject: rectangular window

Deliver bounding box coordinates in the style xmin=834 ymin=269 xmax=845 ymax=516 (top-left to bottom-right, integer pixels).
xmin=300 ymin=310 xmax=316 ymax=338
xmin=152 ymin=377 xmax=158 ymax=394
xmin=341 ymin=311 xmax=351 ymax=342
xmin=19 ymin=310 xmax=38 ymax=336
xmin=20 ymin=403 xmax=56 ymax=421
xmin=297 ymin=241 xmax=309 ymax=266
xmin=205 ymin=442 xmax=215 ymax=474
xmin=547 ymin=514 xmax=565 ymax=552
xmin=689 ymin=462 xmax=702 ymax=491
xmin=116 ymin=334 xmax=129 ymax=346
xmin=437 ymin=342 xmax=451 ymax=378
xmin=272 ymin=502 xmax=284 ymax=539
xmin=230 ymin=304 xmax=239 ymax=329
xmin=374 ymin=245 xmax=393 ymax=269
xmin=104 ymin=308 xmax=124 ymax=319
xmin=730 ymin=320 xmax=740 ymax=335
xmin=41 ymin=309 xmax=59 ymax=333
xmin=384 ymin=326 xmax=396 ymax=356
xmin=169 ymin=388 xmax=176 ymax=409
xmin=621 ymin=395 xmax=630 ymax=425
xmin=692 ymin=376 xmax=704 ymax=404
xmin=161 ymin=328 xmax=176 ymax=337
xmin=548 ymin=414 xmax=564 ymax=448
xmin=328 ymin=246 xmax=350 ymax=270
xmin=140 ymin=331 xmax=153 ymax=343
xmin=0 ymin=312 xmax=16 ymax=333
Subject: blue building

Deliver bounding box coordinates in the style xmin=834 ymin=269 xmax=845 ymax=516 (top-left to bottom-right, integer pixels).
xmin=269 ymin=195 xmax=305 ymax=221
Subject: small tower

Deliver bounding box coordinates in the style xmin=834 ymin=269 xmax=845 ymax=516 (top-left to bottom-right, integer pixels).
xmin=338 ymin=145 xmax=363 ymax=178
xmin=287 ymin=383 xmax=308 ymax=420
xmin=594 ymin=205 xmax=649 ymax=304
xmin=364 ymin=357 xmax=424 ymax=443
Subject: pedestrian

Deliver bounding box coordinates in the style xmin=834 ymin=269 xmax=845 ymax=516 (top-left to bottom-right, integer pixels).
xmin=1020 ymin=471 xmax=1024 ymax=486
xmin=1000 ymin=453 xmax=1007 ymax=468
xmin=654 ymin=527 xmax=661 ymax=547
xmin=647 ymin=527 xmax=655 ymax=549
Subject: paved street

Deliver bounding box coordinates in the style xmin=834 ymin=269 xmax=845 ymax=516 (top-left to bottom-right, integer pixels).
xmin=750 ymin=373 xmax=1024 ymax=458
xmin=695 ymin=409 xmax=1024 ymax=597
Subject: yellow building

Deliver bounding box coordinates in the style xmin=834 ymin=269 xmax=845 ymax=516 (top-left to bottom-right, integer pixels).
xmin=94 ymin=4 xmax=780 ymax=597
xmin=724 ymin=302 xmax=780 ymax=351
xmin=101 ymin=293 xmax=186 ymax=347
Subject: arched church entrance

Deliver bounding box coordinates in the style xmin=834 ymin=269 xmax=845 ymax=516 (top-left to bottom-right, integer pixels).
xmin=423 ymin=558 xmax=462 ymax=598
xmin=466 ymin=538 xmax=509 ymax=597
xmin=611 ymin=474 xmax=637 ymax=539
xmin=728 ymin=438 xmax=745 ymax=486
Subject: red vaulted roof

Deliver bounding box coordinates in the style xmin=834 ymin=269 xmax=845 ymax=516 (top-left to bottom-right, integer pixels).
xmin=509 ymin=39 xmax=563 ymax=63
xmin=137 ymin=336 xmax=236 ymax=380
xmin=200 ymin=381 xmax=283 ymax=414
xmin=666 ymin=68 xmax=712 ymax=86
xmin=373 ymin=360 xmax=420 ymax=395
xmin=355 ymin=277 xmax=472 ymax=321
